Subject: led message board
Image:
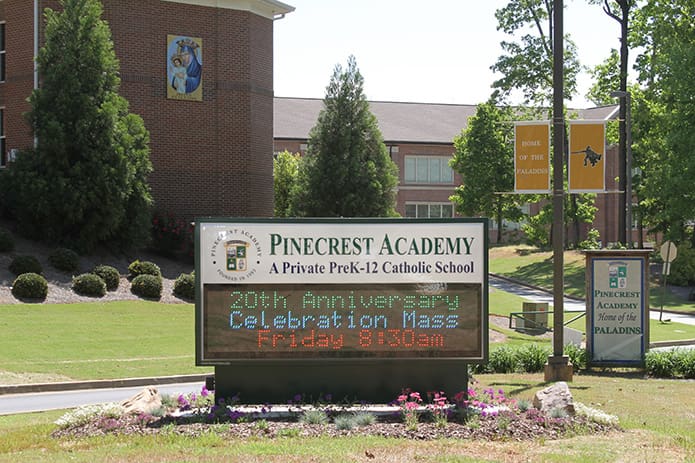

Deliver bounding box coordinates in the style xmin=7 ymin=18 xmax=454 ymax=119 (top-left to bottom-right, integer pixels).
xmin=196 ymin=219 xmax=488 ymax=364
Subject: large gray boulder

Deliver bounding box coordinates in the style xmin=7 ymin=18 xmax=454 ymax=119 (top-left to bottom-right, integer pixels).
xmin=533 ymin=381 xmax=575 ymax=415
xmin=120 ymin=387 xmax=162 ymax=415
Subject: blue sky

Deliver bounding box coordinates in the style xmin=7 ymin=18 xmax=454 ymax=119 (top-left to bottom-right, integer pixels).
xmin=273 ymin=0 xmax=625 ymax=108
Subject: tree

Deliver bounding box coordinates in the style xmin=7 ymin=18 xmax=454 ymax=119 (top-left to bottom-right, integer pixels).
xmin=588 ymin=0 xmax=638 ymax=245
xmin=632 ymin=0 xmax=695 ymax=243
xmin=6 ymin=0 xmax=152 ymax=252
xmin=492 ymin=0 xmax=592 ymax=248
xmin=290 ymin=56 xmax=398 ymax=217
xmin=450 ymin=101 xmax=523 ymax=243
xmin=273 ymin=150 xmax=300 ymax=217
xmin=491 ymin=0 xmax=581 ymax=107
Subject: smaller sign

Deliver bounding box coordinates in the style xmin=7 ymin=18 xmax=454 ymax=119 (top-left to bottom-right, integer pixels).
xmin=585 ymin=250 xmax=650 ymax=367
xmin=569 ymin=121 xmax=606 ymax=192
xmin=660 ymin=241 xmax=677 ymax=263
xmin=514 ymin=122 xmax=550 ymax=193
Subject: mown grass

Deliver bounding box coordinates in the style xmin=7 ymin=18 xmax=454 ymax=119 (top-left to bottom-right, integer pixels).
xmin=0 ymin=288 xmax=692 ymax=384
xmin=0 ymin=301 xmax=211 ymax=382
xmin=0 ymin=373 xmax=692 ymax=463
xmin=490 ymin=244 xmax=695 ymax=314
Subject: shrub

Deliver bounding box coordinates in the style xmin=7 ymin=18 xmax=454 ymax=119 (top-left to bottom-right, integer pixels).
xmin=72 ymin=273 xmax=107 ymax=297
xmin=0 ymin=227 xmax=15 ymax=252
xmin=333 ymin=414 xmax=355 ymax=430
xmin=646 ymin=350 xmax=677 ymax=377
xmin=517 ymin=343 xmax=551 ymax=373
xmin=667 ymin=241 xmax=695 ymax=286
xmin=48 ymin=247 xmax=80 ymax=272
xmin=563 ymin=344 xmax=587 ymax=371
xmin=11 ymin=273 xmax=48 ymax=300
xmin=298 ymin=409 xmax=329 ymax=425
xmin=131 ymin=274 xmax=162 ymax=299
xmin=93 ymin=265 xmax=120 ymax=291
xmin=173 ymin=272 xmax=195 ymax=300
xmin=128 ymin=260 xmax=161 ymax=279
xmin=487 ymin=345 xmax=518 ymax=373
xmin=151 ymin=213 xmax=193 ymax=258
xmin=9 ymin=255 xmax=42 ymax=276
xmin=674 ymin=349 xmax=695 ymax=379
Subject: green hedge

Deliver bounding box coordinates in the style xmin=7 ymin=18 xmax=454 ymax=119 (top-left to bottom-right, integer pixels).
xmin=131 ymin=274 xmax=162 ymax=299
xmin=93 ymin=265 xmax=120 ymax=291
xmin=9 ymin=255 xmax=43 ymax=276
xmin=72 ymin=273 xmax=107 ymax=297
xmin=11 ymin=273 xmax=48 ymax=300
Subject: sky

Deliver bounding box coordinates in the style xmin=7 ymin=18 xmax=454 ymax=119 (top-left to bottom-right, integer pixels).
xmin=273 ymin=0 xmax=624 ymax=109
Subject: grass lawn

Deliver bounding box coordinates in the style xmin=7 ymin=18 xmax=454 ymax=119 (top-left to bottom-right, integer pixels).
xmin=1 ymin=291 xmax=693 ymax=384
xmin=0 ymin=301 xmax=212 ymax=383
xmin=0 ymin=373 xmax=692 ymax=462
xmin=489 ymin=285 xmax=695 ymax=344
xmin=490 ymin=244 xmax=695 ymax=315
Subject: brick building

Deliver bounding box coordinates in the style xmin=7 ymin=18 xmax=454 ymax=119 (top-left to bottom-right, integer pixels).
xmin=0 ymin=0 xmax=294 ymax=219
xmin=274 ymin=97 xmax=634 ymax=245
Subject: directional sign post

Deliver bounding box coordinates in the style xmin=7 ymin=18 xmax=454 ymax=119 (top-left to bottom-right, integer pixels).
xmin=659 ymin=241 xmax=678 ymax=322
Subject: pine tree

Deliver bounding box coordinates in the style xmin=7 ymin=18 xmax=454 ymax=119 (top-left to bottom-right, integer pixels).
xmin=8 ymin=0 xmax=152 ymax=251
xmin=290 ymin=56 xmax=398 ymax=217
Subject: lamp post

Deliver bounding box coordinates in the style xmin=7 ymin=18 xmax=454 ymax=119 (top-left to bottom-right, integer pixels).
xmin=610 ymin=90 xmax=632 ymax=247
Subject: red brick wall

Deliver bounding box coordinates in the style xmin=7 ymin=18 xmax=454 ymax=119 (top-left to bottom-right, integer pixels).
xmin=1 ymin=0 xmax=275 ymax=220
xmin=393 ymin=143 xmax=461 ymax=217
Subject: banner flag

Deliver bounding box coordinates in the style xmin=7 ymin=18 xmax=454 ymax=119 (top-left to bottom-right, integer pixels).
xmin=514 ymin=122 xmax=550 ymax=193
xmin=569 ymin=121 xmax=606 ymax=193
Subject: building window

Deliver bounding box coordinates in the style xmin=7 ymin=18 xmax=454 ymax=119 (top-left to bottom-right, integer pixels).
xmin=0 ymin=22 xmax=5 ymax=83
xmin=0 ymin=108 xmax=5 ymax=168
xmin=404 ymin=156 xmax=454 ymax=184
xmin=405 ymin=202 xmax=454 ymax=218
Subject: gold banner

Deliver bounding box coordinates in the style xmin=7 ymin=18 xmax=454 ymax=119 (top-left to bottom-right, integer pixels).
xmin=569 ymin=122 xmax=605 ymax=192
xmin=514 ymin=122 xmax=550 ymax=193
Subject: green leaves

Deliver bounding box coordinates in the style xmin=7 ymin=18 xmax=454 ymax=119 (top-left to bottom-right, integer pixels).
xmin=291 ymin=56 xmax=398 ymax=218
xmin=7 ymin=0 xmax=152 ymax=252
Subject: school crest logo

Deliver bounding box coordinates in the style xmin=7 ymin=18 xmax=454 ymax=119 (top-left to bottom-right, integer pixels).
xmin=608 ymin=262 xmax=627 ymax=289
xmin=209 ymin=228 xmax=262 ymax=282
xmin=225 ymin=240 xmax=249 ymax=272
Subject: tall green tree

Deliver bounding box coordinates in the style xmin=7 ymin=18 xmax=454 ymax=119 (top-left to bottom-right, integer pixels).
xmin=491 ymin=0 xmax=581 ymax=107
xmin=450 ymin=101 xmax=523 ymax=243
xmin=492 ymin=0 xmax=592 ymax=248
xmin=7 ymin=0 xmax=152 ymax=251
xmin=290 ymin=56 xmax=398 ymax=217
xmin=273 ymin=150 xmax=300 ymax=217
xmin=632 ymin=0 xmax=695 ymax=243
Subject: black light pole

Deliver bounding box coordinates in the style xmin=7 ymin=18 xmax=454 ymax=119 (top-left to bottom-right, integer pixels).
xmin=611 ymin=90 xmax=632 ymax=247
xmin=545 ymin=0 xmax=572 ymax=382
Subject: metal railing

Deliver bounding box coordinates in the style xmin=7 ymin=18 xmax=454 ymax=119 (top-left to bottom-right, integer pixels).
xmin=508 ymin=310 xmax=585 ymax=332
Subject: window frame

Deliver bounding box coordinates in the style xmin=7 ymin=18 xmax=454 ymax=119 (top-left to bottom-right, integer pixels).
xmin=403 ymin=155 xmax=454 ymax=185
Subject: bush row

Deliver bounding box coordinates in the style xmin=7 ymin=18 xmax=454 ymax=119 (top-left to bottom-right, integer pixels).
xmin=645 ymin=349 xmax=695 ymax=379
xmin=471 ymin=343 xmax=587 ymax=374
xmin=8 ymin=259 xmax=196 ymax=302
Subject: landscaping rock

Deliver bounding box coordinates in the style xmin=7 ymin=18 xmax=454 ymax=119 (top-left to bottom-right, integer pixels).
xmin=120 ymin=387 xmax=162 ymax=415
xmin=533 ymin=381 xmax=575 ymax=415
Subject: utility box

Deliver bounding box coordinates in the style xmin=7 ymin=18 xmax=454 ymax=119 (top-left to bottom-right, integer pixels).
xmin=519 ymin=302 xmax=548 ymax=332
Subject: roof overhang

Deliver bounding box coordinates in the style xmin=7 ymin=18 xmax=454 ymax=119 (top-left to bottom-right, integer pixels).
xmin=162 ymin=0 xmax=294 ymax=20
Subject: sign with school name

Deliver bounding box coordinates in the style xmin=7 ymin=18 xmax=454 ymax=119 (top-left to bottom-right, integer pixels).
xmin=195 ymin=218 xmax=488 ymax=364
xmin=585 ymin=251 xmax=650 ymax=367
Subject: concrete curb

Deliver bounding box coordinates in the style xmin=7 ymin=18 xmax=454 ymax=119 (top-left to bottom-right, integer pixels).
xmin=0 ymin=374 xmax=210 ymax=396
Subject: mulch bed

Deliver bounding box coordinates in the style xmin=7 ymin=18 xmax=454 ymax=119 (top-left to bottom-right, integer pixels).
xmin=52 ymin=411 xmax=617 ymax=441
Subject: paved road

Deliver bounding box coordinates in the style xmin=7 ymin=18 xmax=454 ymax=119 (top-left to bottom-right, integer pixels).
xmin=0 ymin=381 xmax=203 ymax=416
